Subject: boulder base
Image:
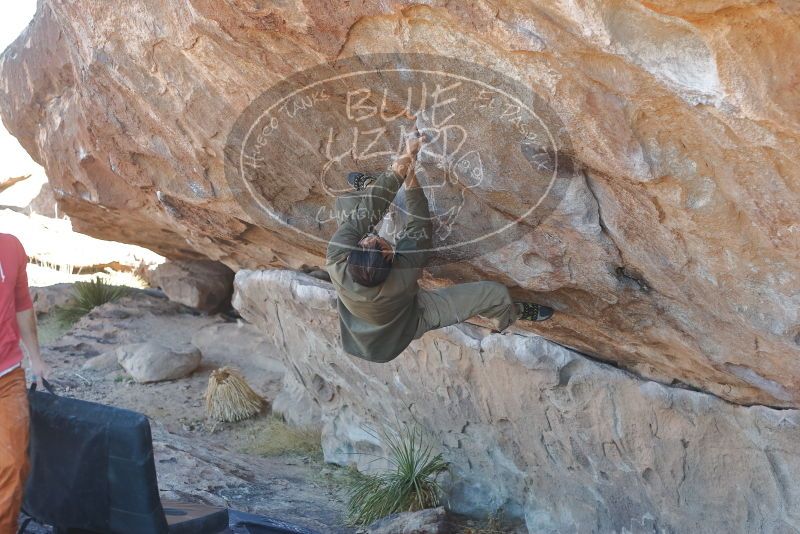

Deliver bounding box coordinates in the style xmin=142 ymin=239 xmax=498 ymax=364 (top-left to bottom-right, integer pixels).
xmin=234 ymin=270 xmax=800 ymax=533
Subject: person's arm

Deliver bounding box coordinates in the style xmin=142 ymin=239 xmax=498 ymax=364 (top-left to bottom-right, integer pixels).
xmin=17 ymin=309 xmax=48 ymax=388
xmin=14 ymin=240 xmax=49 ymax=387
xmin=326 ymin=134 xmax=425 ymax=264
xmin=326 ymin=170 xmax=405 ymax=264
xmin=394 ymin=164 xmax=433 ymax=269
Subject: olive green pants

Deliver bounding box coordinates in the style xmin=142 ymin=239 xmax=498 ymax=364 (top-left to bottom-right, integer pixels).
xmin=413 ymin=281 xmax=521 ymax=339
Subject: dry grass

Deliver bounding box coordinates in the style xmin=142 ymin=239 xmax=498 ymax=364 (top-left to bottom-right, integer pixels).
xmin=242 ymin=415 xmax=323 ymax=458
xmin=205 ymin=367 xmax=264 ymax=423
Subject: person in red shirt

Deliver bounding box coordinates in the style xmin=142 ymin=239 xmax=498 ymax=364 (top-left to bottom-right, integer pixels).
xmin=0 ymin=233 xmax=50 ymax=533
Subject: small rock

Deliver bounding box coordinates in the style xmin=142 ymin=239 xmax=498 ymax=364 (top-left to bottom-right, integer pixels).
xmin=367 ymin=507 xmax=448 ymax=534
xmin=116 ymin=341 xmax=202 ymax=383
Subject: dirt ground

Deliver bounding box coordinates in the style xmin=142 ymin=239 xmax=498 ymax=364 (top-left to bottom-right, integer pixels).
xmin=34 ymin=288 xmax=357 ymax=534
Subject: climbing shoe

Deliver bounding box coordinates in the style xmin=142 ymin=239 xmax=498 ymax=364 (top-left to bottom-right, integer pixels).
xmin=518 ymin=302 xmax=554 ymax=322
xmin=347 ymin=172 xmax=373 ymax=191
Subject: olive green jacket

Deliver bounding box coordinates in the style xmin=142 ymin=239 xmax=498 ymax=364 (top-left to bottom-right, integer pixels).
xmin=325 ymin=170 xmax=432 ymax=362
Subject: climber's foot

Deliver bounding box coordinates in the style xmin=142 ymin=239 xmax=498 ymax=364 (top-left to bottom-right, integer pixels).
xmin=517 ymin=302 xmax=554 ymax=322
xmin=347 ymin=172 xmax=373 ymax=192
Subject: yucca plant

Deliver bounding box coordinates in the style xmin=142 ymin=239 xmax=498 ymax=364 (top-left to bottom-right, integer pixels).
xmin=205 ymin=367 xmax=264 ymax=423
xmin=345 ymin=423 xmax=449 ymax=526
xmin=55 ymin=276 xmax=129 ymax=325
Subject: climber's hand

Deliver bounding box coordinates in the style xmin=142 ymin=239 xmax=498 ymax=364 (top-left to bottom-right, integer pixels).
xmin=392 ymin=131 xmax=426 ymax=177
xmin=405 ymin=132 xmax=425 ymax=158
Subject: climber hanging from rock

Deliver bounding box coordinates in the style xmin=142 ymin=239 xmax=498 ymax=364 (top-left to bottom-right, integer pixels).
xmin=325 ymin=127 xmax=553 ymax=363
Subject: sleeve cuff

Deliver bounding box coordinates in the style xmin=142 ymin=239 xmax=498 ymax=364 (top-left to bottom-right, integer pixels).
xmin=15 ymin=300 xmax=33 ymax=313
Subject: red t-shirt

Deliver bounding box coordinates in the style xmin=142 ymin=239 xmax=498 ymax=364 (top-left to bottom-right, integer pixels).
xmin=0 ymin=234 xmax=33 ymax=372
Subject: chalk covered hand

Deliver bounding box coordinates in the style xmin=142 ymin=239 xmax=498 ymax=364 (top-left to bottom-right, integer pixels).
xmin=391 ymin=130 xmax=425 ymax=178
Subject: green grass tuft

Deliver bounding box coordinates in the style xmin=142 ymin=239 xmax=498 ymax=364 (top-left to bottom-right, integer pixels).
xmin=55 ymin=276 xmax=130 ymax=325
xmin=345 ymin=423 xmax=449 ymax=526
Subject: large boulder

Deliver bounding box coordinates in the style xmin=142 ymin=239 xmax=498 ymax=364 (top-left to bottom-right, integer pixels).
xmin=151 ymin=260 xmax=234 ymax=312
xmin=233 ymin=269 xmax=800 ymax=533
xmin=0 ymin=2 xmax=797 ymax=409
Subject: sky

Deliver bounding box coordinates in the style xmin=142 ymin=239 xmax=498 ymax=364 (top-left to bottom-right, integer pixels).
xmin=0 ymin=0 xmax=40 ymax=180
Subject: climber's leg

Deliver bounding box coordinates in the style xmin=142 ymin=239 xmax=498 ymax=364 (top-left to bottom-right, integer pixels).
xmin=414 ymin=281 xmax=523 ymax=338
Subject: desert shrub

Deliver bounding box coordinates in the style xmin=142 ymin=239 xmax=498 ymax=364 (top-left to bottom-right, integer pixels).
xmin=55 ymin=276 xmax=129 ymax=324
xmin=345 ymin=423 xmax=449 ymax=526
xmin=205 ymin=367 xmax=264 ymax=423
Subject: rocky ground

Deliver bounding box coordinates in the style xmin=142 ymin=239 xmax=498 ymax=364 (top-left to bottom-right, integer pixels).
xmin=30 ymin=285 xmax=517 ymax=534
xmin=34 ymin=287 xmax=355 ymax=533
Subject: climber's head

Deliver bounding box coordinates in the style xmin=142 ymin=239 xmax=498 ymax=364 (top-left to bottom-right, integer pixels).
xmin=347 ymin=234 xmax=394 ymax=287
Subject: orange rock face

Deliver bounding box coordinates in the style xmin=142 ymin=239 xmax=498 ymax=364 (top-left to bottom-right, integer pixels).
xmin=0 ymin=1 xmax=797 ymax=406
